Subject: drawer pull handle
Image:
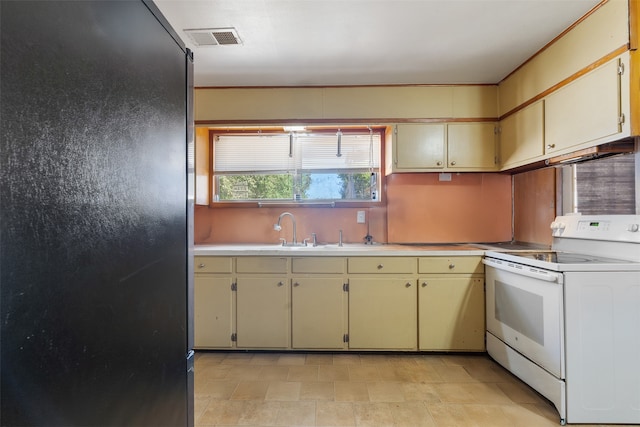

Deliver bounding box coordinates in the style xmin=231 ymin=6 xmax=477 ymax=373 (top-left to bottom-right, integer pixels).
xmin=547 ymin=144 xmax=556 ymax=149
xmin=277 ymin=281 xmax=284 ymax=287
xmin=422 ymin=282 xmax=428 ymax=287
xmin=448 ymin=264 xmax=455 ymax=269
xmin=377 ymin=264 xmax=384 ymax=269
xmin=405 ymin=282 xmax=412 ymax=288
xmin=198 ymin=263 xmax=205 ymax=268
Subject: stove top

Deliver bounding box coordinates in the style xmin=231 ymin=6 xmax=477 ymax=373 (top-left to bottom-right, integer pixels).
xmin=503 ymin=251 xmax=634 ymax=264
xmin=485 ymin=249 xmax=640 ymax=272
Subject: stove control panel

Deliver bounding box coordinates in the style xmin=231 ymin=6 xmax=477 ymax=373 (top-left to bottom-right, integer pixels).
xmin=551 ymin=215 xmax=640 ymax=243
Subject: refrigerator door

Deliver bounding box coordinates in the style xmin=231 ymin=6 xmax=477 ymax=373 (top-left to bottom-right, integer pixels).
xmin=1 ymin=1 xmax=193 ymax=426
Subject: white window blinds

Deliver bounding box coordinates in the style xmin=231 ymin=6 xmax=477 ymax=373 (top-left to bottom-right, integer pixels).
xmin=214 ymin=132 xmax=380 ymax=173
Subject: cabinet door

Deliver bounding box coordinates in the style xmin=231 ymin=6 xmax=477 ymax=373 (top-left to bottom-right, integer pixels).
xmin=418 ymin=277 xmax=484 ymax=351
xmin=394 ymin=124 xmax=445 ymax=170
xmin=500 ymin=101 xmax=544 ymax=168
xmin=236 ymin=277 xmax=289 ymax=348
xmin=545 ymin=59 xmax=621 ymax=154
xmin=292 ymin=277 xmax=345 ymax=349
xmin=194 ymin=275 xmax=234 ymax=348
xmin=349 ymin=277 xmax=417 ymax=349
xmin=447 ymin=123 xmax=497 ymax=170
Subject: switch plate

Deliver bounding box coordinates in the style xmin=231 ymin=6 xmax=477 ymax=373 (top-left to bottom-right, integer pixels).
xmin=356 ymin=210 xmax=366 ymax=223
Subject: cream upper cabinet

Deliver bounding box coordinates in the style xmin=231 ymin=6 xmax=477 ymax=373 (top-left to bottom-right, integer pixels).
xmin=447 ymin=123 xmax=497 ymax=170
xmin=499 ymin=101 xmax=544 ymax=169
xmin=544 ymin=58 xmax=623 ymax=155
xmin=393 ymin=124 xmax=446 ymax=170
xmin=392 ymin=123 xmax=498 ymax=172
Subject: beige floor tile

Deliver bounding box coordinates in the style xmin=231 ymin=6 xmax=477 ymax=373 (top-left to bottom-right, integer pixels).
xmin=433 ymin=382 xmax=512 ymax=405
xmin=220 ymin=353 xmax=255 ymax=365
xmin=265 ymin=381 xmax=301 ymax=401
xmin=360 ymin=354 xmax=392 ymax=365
xmin=433 ymin=364 xmax=477 ymax=382
xmin=230 ymin=381 xmax=270 ymax=400
xmin=277 ymin=401 xmax=316 ymax=426
xmin=353 ymin=402 xmax=395 ymax=426
xmin=277 ymin=354 xmax=307 ymax=365
xmin=198 ymin=380 xmax=238 ymax=400
xmin=426 ymin=402 xmax=470 ymax=427
xmin=316 ymin=401 xmax=355 ymax=426
xmin=318 ymin=365 xmax=350 ymax=382
xmin=225 ymin=365 xmax=263 ymax=381
xmin=306 ymin=353 xmax=335 ymax=365
xmin=287 ymin=365 xmax=319 ymax=381
xmin=259 ymin=365 xmax=290 ymax=381
xmin=333 ymin=353 xmax=361 ymax=365
xmin=236 ymin=400 xmax=281 ymax=426
xmin=335 ymin=381 xmax=370 ymax=402
xmin=197 ymin=364 xmax=232 ymax=381
xmin=391 ymin=401 xmax=437 ymax=426
xmin=193 ymin=395 xmax=211 ymax=420
xmin=300 ymin=381 xmax=336 ymax=401
xmin=349 ymin=365 xmax=381 ymax=381
xmin=501 ymin=403 xmax=561 ymax=427
xmin=249 ymin=353 xmax=283 ymax=365
xmin=496 ymin=381 xmax=549 ymax=405
xmin=197 ymin=400 xmax=245 ymax=426
xmin=367 ymin=381 xmax=405 ymax=402
xmin=401 ymin=383 xmax=441 ymax=403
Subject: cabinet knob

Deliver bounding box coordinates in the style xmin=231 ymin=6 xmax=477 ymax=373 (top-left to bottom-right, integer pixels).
xmin=450 ymin=161 xmax=456 ymax=166
xmin=405 ymin=282 xmax=412 ymax=288
xmin=198 ymin=263 xmax=205 ymax=268
xmin=293 ymin=282 xmax=300 ymax=287
xmin=277 ymin=281 xmax=284 ymax=287
xmin=449 ymin=264 xmax=455 ymax=269
xmin=377 ymin=264 xmax=384 ymax=270
xmin=421 ymin=282 xmax=428 ymax=287
xmin=547 ymin=144 xmax=556 ymax=149
xmin=436 ymin=161 xmax=442 ymax=166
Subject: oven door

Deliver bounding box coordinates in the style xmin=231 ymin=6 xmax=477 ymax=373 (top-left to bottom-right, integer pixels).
xmin=484 ymin=257 xmax=565 ymax=379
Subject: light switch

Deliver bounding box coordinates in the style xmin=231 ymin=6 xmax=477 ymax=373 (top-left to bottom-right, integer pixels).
xmin=357 ymin=210 xmax=366 ymax=223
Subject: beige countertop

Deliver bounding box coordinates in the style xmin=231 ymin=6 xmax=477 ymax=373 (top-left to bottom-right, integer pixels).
xmin=194 ymin=243 xmax=487 ymax=257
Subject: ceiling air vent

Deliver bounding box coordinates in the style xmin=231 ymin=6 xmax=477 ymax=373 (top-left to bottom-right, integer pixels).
xmin=184 ymin=27 xmax=242 ymax=46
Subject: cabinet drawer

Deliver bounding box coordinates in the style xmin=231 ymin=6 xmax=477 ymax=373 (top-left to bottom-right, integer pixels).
xmin=237 ymin=257 xmax=288 ymax=274
xmin=348 ymin=257 xmax=415 ymax=274
xmin=292 ymin=257 xmax=345 ymax=274
xmin=418 ymin=256 xmax=482 ymax=274
xmin=194 ymin=256 xmax=233 ymax=273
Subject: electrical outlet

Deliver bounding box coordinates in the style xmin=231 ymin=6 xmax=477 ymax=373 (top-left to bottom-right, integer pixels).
xmin=357 ymin=210 xmax=366 ymax=223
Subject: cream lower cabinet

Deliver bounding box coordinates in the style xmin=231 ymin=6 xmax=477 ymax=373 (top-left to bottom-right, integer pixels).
xmin=418 ymin=257 xmax=485 ymax=351
xmin=194 ymin=257 xmax=234 ymax=349
xmin=347 ymin=257 xmax=418 ymax=350
xmin=235 ymin=257 xmax=290 ymax=348
xmin=291 ymin=257 xmax=347 ymax=349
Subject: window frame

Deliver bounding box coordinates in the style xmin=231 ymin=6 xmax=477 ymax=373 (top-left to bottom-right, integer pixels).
xmin=208 ymin=126 xmax=387 ymax=208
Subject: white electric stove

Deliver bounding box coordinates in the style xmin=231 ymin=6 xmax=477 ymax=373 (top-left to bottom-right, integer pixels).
xmin=483 ymin=214 xmax=640 ymax=425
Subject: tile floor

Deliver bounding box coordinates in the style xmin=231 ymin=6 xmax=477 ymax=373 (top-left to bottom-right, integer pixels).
xmin=193 ymin=351 xmax=629 ymax=427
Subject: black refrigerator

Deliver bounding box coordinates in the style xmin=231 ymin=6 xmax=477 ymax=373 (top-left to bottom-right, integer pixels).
xmin=0 ymin=1 xmax=195 ymax=426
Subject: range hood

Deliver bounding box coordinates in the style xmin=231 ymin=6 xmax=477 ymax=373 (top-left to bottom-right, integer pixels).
xmin=545 ymin=138 xmax=636 ymax=166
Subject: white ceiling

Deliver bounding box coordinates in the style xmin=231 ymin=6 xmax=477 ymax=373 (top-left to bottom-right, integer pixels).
xmin=154 ymin=0 xmax=601 ymax=87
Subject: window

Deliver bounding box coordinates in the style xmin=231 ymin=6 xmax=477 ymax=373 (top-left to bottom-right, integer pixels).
xmin=561 ymin=153 xmax=637 ymax=214
xmin=212 ymin=128 xmax=382 ymax=203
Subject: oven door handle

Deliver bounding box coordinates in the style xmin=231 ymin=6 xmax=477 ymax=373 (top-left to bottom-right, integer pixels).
xmin=483 ymin=258 xmax=562 ymax=283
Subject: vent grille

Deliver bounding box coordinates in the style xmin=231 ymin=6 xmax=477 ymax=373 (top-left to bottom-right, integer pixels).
xmin=184 ymin=27 xmax=242 ymax=46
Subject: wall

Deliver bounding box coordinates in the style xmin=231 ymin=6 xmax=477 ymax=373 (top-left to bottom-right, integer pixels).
xmin=513 ymin=167 xmax=557 ymax=245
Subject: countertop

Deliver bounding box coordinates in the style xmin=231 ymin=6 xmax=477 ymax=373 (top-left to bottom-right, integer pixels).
xmin=194 ymin=243 xmax=488 ymax=257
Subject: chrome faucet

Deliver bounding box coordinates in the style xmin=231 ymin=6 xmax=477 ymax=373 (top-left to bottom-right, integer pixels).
xmin=274 ymin=212 xmax=297 ymax=246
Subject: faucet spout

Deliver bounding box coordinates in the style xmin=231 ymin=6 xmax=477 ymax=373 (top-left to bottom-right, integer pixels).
xmin=274 ymin=212 xmax=297 ymax=245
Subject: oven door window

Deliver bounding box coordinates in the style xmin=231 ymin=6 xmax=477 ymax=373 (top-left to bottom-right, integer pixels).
xmin=495 ymin=280 xmax=545 ymax=346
